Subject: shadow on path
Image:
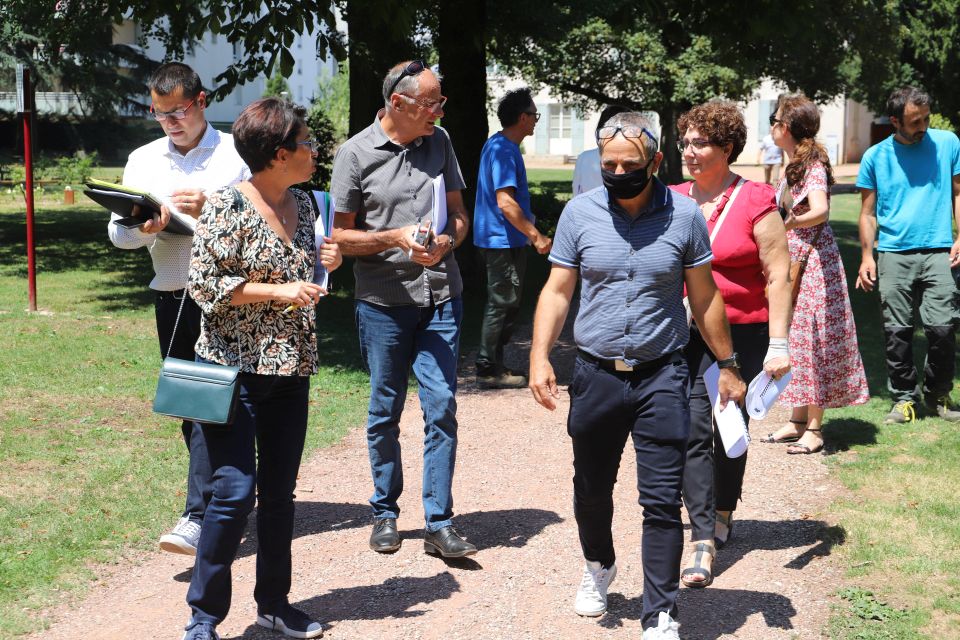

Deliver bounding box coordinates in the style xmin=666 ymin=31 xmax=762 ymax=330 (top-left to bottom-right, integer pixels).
xmin=713 ymin=519 xmax=846 ymax=577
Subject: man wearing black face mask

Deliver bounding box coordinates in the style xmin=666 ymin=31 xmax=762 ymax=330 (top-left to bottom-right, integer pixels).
xmin=529 ymin=111 xmax=745 ymax=639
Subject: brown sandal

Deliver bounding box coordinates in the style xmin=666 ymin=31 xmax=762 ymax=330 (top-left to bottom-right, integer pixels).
xmin=786 ymin=428 xmax=823 ymax=454
xmin=760 ymin=419 xmax=806 ymax=444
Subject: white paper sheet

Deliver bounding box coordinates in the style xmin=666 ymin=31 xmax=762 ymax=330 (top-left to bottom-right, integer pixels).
xmin=432 ymin=174 xmax=447 ymax=235
xmin=703 ymin=363 xmax=749 ymax=458
xmin=746 ymin=370 xmax=793 ymax=419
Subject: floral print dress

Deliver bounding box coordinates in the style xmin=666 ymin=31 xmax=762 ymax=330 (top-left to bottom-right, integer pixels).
xmin=777 ymin=161 xmax=869 ymax=408
xmin=188 ymin=186 xmax=319 ymax=376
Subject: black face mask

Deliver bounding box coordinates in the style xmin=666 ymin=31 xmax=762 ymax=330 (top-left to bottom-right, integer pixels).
xmin=602 ymin=161 xmax=654 ymax=200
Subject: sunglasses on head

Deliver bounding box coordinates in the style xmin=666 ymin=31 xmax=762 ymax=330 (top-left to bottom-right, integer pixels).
xmin=387 ymin=60 xmax=427 ymax=97
xmin=596 ymin=124 xmax=658 ymax=148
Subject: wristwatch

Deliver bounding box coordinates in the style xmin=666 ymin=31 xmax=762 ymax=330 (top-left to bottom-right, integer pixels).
xmin=716 ymin=353 xmax=740 ymax=370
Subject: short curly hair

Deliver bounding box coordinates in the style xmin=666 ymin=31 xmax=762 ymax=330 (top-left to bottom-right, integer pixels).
xmin=676 ymin=100 xmax=747 ymax=163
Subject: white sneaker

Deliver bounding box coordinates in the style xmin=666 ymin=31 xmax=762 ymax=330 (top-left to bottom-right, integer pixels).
xmin=160 ymin=517 xmax=201 ymax=555
xmin=642 ymin=611 xmax=681 ymax=639
xmin=574 ymin=560 xmax=617 ymax=617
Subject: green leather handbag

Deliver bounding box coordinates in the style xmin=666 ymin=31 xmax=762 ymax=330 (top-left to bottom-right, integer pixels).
xmin=153 ymin=356 xmax=240 ymax=425
xmin=152 ymin=292 xmax=241 ymax=425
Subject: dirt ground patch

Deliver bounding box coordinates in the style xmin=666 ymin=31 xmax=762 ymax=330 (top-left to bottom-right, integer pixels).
xmin=28 ymin=319 xmax=846 ymax=640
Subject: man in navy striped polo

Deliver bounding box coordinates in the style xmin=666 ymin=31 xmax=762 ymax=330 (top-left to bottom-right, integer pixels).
xmin=529 ymin=111 xmax=745 ymax=639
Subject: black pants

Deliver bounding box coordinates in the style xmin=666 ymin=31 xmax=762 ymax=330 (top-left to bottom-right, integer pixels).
xmin=568 ymin=353 xmax=688 ymax=629
xmin=683 ymin=323 xmax=767 ymax=541
xmin=476 ymin=247 xmax=527 ymax=375
xmin=155 ymin=289 xmax=212 ymax=524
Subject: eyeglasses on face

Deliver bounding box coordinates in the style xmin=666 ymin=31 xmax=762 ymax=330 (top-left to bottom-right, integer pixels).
xmin=150 ymin=98 xmax=198 ymax=121
xmin=676 ymin=138 xmax=712 ymax=153
xmin=387 ymin=59 xmax=427 ymax=98
xmin=596 ymin=124 xmax=658 ymax=148
xmin=525 ymin=110 xmax=541 ymax=122
xmin=769 ymin=114 xmax=783 ymax=127
xmin=296 ymin=139 xmax=321 ymax=153
xmin=400 ymin=93 xmax=447 ymax=114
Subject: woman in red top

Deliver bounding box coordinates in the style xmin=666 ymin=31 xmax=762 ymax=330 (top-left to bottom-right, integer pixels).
xmin=670 ymin=101 xmax=792 ymax=588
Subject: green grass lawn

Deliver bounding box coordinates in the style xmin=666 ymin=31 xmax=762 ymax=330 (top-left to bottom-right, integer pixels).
xmin=1 ymin=177 xmax=958 ymax=638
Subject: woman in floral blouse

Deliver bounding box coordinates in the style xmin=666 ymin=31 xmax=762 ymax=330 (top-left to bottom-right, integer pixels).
xmin=183 ymin=97 xmax=341 ymax=640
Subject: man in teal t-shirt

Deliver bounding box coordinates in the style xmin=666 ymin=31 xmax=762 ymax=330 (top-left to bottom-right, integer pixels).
xmin=473 ymin=87 xmax=552 ymax=389
xmin=856 ymin=86 xmax=960 ymax=424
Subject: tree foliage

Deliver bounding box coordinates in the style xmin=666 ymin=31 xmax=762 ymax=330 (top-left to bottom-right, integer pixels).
xmin=263 ymin=73 xmax=291 ymax=98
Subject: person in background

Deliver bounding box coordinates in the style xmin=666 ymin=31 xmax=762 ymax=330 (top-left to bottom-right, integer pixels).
xmin=330 ymin=60 xmax=476 ymax=558
xmin=571 ymin=104 xmax=631 ymax=195
xmin=182 ymin=97 xmax=342 ymax=640
xmin=757 ymin=131 xmax=783 ymax=185
xmin=762 ymin=94 xmax=869 ymax=453
xmin=473 ymin=87 xmax=552 ymax=389
xmin=107 ymin=61 xmax=249 ymax=557
xmin=671 ymin=101 xmax=792 ymax=588
xmin=855 ymin=86 xmax=960 ymax=424
xmin=530 ymin=111 xmax=745 ymax=640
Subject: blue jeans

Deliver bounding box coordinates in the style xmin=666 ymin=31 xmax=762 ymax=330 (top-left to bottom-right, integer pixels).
xmin=355 ymin=298 xmax=462 ymax=532
xmin=186 ymin=368 xmax=310 ymax=625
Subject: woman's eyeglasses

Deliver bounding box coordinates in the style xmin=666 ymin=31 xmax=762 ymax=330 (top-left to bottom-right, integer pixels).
xmin=769 ymin=114 xmax=784 ymax=127
xmin=676 ymin=138 xmax=712 ymax=153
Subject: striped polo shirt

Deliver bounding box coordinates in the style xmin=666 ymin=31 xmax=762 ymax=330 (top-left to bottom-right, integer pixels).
xmin=549 ymin=180 xmax=713 ymax=366
xmin=330 ymin=111 xmax=467 ymax=307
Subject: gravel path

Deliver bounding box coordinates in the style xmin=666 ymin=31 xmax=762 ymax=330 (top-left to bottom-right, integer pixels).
xmin=32 ymin=316 xmax=844 ymax=640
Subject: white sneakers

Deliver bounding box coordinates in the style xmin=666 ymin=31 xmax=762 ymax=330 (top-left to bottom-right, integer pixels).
xmin=642 ymin=611 xmax=681 ymax=640
xmin=574 ymin=560 xmax=617 ymax=616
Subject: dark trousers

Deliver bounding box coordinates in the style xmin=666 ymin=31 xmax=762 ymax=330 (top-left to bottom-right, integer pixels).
xmin=878 ymin=250 xmax=957 ymax=402
xmin=155 ymin=289 xmax=212 ymax=524
xmin=476 ymin=247 xmax=527 ymax=375
xmin=187 ymin=371 xmax=311 ymax=624
xmin=568 ymin=354 xmax=689 ymax=629
xmin=683 ymin=323 xmax=767 ymax=541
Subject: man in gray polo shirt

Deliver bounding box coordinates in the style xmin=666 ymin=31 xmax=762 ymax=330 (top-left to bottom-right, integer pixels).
xmin=331 ymin=60 xmax=475 ymax=558
xmin=529 ymin=112 xmax=745 ymax=639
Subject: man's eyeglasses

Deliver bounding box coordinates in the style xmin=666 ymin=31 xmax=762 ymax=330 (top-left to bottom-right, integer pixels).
xmin=525 ymin=110 xmax=541 ymax=122
xmin=150 ymin=98 xmax=198 ymax=121
xmin=769 ymin=114 xmax=783 ymax=127
xmin=677 ymin=138 xmax=713 ymax=153
xmin=596 ymin=125 xmax=658 ymax=148
xmin=400 ymin=93 xmax=447 ymax=114
xmin=296 ymin=139 xmax=321 ymax=153
xmin=387 ymin=59 xmax=427 ymax=97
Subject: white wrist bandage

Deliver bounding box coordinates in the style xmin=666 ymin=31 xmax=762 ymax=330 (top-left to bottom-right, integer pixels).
xmin=764 ymin=337 xmax=789 ymax=364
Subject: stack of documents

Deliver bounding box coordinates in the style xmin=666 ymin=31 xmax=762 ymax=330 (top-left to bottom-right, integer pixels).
xmin=84 ymin=178 xmax=194 ymax=235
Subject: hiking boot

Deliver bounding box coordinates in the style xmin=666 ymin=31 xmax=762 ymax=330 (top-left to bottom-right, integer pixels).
xmin=574 ymin=560 xmax=617 ymax=617
xmin=477 ymin=369 xmax=528 ymax=389
xmin=884 ymin=401 xmax=916 ymax=424
xmin=257 ymin=603 xmax=324 ymax=638
xmin=642 ymin=611 xmax=681 ymax=640
xmin=160 ymin=517 xmax=201 ymax=555
xmin=924 ymin=395 xmax=960 ymax=422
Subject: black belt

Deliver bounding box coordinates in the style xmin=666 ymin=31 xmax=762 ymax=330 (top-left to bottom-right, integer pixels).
xmin=577 ymin=349 xmax=679 ymax=374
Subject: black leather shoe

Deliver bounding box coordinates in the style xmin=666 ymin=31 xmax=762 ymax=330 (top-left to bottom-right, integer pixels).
xmin=423 ymin=526 xmax=477 ymax=558
xmin=369 ymin=518 xmax=401 ymax=553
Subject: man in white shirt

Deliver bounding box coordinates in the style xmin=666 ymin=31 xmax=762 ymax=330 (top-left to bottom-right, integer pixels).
xmin=757 ymin=132 xmax=783 ymax=184
xmin=108 ymin=62 xmax=249 ymax=555
xmin=571 ymin=105 xmax=631 ymax=196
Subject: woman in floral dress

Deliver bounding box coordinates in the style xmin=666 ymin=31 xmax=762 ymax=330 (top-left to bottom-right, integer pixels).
xmin=762 ymin=94 xmax=869 ymax=454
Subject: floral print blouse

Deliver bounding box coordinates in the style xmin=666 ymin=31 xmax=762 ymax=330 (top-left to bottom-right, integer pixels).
xmin=188 ymin=186 xmax=318 ymax=376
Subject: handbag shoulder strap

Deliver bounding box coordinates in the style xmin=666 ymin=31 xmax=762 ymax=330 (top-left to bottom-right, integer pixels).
xmin=708 ymin=177 xmax=745 ymax=244
xmin=165 ymin=291 xmax=242 ymax=364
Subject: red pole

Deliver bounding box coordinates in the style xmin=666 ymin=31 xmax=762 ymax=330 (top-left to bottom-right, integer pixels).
xmin=22 ymin=68 xmax=37 ymax=312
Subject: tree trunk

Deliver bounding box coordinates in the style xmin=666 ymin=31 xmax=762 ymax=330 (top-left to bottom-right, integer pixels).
xmin=437 ymin=0 xmax=488 ymax=284
xmin=344 ymin=1 xmax=418 ymax=137
xmin=657 ymin=102 xmax=684 ymax=185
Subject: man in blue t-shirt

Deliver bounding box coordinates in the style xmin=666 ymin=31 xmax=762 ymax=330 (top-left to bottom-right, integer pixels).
xmin=856 ymin=86 xmax=960 ymax=424
xmin=473 ymin=87 xmax=552 ymax=389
